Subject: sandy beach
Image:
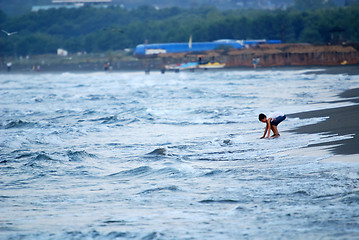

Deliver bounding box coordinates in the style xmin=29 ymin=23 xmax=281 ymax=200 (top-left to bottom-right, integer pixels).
xmin=288 ymin=87 xmax=359 ymax=157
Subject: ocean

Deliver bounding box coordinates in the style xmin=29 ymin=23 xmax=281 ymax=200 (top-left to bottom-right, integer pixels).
xmin=1 ymin=69 xmax=359 ymax=239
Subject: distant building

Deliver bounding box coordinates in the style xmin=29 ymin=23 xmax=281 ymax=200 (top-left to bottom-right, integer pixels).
xmin=32 ymin=5 xmax=82 ymax=11
xmin=134 ymin=39 xmax=282 ymax=57
xmin=57 ymin=48 xmax=68 ymax=56
xmin=32 ymin=0 xmax=112 ymax=12
xmin=52 ymin=0 xmax=112 ymax=4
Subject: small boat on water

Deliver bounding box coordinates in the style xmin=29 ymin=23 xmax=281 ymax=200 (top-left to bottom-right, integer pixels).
xmin=163 ymin=61 xmax=225 ymax=72
xmin=198 ymin=62 xmax=226 ymax=69
xmin=165 ymin=62 xmax=198 ymax=71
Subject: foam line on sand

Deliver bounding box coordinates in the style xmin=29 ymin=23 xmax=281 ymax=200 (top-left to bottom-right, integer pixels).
xmin=288 ymin=88 xmax=359 ymax=158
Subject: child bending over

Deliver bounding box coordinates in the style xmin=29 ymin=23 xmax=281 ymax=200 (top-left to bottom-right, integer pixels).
xmin=259 ymin=112 xmax=286 ymax=138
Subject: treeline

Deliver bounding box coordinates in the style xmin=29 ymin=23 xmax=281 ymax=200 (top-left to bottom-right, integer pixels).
xmin=1 ymin=5 xmax=359 ymax=56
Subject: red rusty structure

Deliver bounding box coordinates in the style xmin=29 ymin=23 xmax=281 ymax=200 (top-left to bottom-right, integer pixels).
xmin=224 ymin=43 xmax=359 ymax=67
xmin=135 ymin=41 xmax=359 ymax=70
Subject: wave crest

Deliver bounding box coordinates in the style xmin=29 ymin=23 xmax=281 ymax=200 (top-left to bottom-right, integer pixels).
xmin=4 ymin=120 xmax=35 ymax=129
xmin=66 ymin=150 xmax=97 ymax=161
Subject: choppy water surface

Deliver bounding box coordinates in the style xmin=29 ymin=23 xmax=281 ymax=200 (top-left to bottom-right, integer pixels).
xmin=1 ymin=69 xmax=359 ymax=239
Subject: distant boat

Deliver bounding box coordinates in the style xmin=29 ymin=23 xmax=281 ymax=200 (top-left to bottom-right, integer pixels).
xmin=165 ymin=62 xmax=198 ymax=71
xmin=198 ymin=62 xmax=226 ymax=69
xmin=165 ymin=61 xmax=225 ymax=72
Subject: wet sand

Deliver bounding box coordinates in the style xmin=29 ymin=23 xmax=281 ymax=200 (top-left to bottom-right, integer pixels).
xmin=288 ymin=87 xmax=359 ymax=156
xmin=303 ymin=64 xmax=359 ymax=75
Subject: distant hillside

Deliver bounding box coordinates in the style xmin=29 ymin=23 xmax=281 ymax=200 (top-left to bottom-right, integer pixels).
xmin=1 ymin=0 xmax=358 ymax=16
xmin=1 ymin=5 xmax=359 ymax=56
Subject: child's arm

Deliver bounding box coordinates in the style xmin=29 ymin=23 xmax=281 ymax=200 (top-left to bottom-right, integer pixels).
xmin=261 ymin=121 xmax=269 ymax=138
xmin=266 ymin=119 xmax=272 ymax=138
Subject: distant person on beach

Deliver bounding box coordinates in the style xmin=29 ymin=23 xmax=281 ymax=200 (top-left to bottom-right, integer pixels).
xmin=252 ymin=58 xmax=260 ymax=69
xmin=7 ymin=62 xmax=12 ymax=72
xmin=104 ymin=62 xmax=109 ymax=71
xmin=259 ymin=112 xmax=286 ymax=138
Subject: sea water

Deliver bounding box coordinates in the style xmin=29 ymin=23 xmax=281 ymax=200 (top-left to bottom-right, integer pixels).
xmin=1 ymin=69 xmax=359 ymax=239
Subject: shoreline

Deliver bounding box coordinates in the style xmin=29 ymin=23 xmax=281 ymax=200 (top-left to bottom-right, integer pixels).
xmin=288 ymin=87 xmax=359 ymax=157
xmin=1 ymin=63 xmax=359 ymax=74
xmin=2 ymin=63 xmax=358 ymax=158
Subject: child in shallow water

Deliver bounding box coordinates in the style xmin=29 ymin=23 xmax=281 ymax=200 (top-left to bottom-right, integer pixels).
xmin=259 ymin=112 xmax=286 ymax=138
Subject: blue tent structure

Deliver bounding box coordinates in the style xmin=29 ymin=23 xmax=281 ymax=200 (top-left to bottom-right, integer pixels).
xmin=134 ymin=39 xmax=281 ymax=56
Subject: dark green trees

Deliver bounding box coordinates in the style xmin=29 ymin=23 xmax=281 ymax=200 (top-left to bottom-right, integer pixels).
xmin=0 ymin=5 xmax=358 ymax=56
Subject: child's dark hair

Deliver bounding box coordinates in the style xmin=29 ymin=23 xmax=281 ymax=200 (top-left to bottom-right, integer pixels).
xmin=259 ymin=113 xmax=266 ymax=121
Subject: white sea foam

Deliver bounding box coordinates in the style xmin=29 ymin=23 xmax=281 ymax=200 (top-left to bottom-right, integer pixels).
xmin=1 ymin=70 xmax=359 ymax=239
